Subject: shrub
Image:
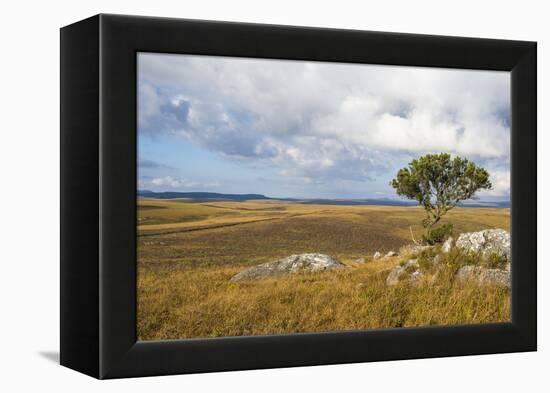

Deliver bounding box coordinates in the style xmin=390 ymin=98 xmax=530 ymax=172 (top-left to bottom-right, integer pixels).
xmin=415 ymin=246 xmax=440 ymax=273
xmin=483 ymin=252 xmax=508 ymax=270
xmin=423 ymin=223 xmax=453 ymax=245
xmin=390 ymin=154 xmax=491 ymax=242
xmin=440 ymin=247 xmax=480 ymax=274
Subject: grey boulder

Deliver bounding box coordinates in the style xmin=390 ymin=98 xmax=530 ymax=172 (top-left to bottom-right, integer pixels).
xmin=441 ymin=236 xmax=454 ymax=253
xmin=230 ymin=253 xmax=346 ymax=282
xmin=386 ymin=259 xmax=421 ymax=286
xmin=456 ymin=265 xmax=510 ymax=288
xmin=455 ymin=229 xmax=510 ymax=260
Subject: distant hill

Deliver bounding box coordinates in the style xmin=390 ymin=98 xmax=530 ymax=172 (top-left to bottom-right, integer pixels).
xmin=292 ymin=198 xmax=509 ymax=208
xmin=297 ymin=198 xmax=416 ymax=206
xmin=138 ymin=190 xmax=509 ymax=208
xmin=459 ymin=200 xmax=510 ymax=208
xmin=137 ymin=190 xmax=269 ymax=201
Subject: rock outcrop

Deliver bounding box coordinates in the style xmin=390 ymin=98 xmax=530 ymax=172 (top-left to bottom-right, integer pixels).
xmin=441 ymin=236 xmax=454 ymax=253
xmin=230 ymin=253 xmax=346 ymax=282
xmin=455 ymin=229 xmax=510 ymax=260
xmin=386 ymin=229 xmax=511 ymax=287
xmin=455 ymin=265 xmax=511 ymax=288
xmin=386 ymin=259 xmax=421 ymax=285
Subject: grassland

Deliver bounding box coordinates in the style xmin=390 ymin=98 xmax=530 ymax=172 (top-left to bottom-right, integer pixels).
xmin=137 ymin=198 xmax=510 ymax=341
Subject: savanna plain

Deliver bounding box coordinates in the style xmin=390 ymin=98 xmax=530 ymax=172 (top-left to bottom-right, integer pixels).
xmin=137 ymin=199 xmax=510 ymax=341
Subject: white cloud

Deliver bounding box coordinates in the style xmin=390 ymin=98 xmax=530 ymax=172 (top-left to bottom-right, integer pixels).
xmin=151 ymin=176 xmax=194 ymax=188
xmin=142 ymin=176 xmax=219 ymax=190
xmin=479 ymin=170 xmax=511 ymax=197
xmin=138 ymin=53 xmax=511 ymax=197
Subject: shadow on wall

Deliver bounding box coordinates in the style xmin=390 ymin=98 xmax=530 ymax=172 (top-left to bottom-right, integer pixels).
xmin=38 ymin=351 xmax=59 ymax=364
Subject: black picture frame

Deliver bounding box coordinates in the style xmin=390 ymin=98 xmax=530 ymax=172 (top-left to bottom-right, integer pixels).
xmin=60 ymin=14 xmax=537 ymax=379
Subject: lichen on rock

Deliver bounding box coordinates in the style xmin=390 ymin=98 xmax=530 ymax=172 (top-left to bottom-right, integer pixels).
xmin=230 ymin=253 xmax=346 ymax=282
xmin=455 ymin=229 xmax=510 ymax=260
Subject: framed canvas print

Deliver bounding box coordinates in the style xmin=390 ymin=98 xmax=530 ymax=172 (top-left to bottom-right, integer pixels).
xmin=60 ymin=14 xmax=537 ymax=379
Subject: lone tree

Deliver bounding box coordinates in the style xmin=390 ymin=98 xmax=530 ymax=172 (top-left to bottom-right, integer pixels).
xmin=390 ymin=153 xmax=492 ymax=243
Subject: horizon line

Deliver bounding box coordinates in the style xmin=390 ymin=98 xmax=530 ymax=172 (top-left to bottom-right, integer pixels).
xmin=137 ymin=189 xmax=511 ymax=203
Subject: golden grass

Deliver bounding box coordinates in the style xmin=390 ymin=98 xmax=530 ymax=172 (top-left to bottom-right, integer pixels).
xmin=137 ymin=199 xmax=510 ymax=341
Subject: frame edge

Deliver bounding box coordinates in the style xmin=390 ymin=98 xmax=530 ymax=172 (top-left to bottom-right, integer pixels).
xmin=93 ymin=14 xmax=538 ymax=379
xmin=60 ymin=15 xmax=101 ymax=379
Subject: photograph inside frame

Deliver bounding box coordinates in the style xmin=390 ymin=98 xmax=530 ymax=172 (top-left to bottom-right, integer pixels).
xmin=136 ymin=52 xmax=511 ymax=341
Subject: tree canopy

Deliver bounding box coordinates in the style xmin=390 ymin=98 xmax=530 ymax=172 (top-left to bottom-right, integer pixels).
xmin=390 ymin=153 xmax=492 ymax=242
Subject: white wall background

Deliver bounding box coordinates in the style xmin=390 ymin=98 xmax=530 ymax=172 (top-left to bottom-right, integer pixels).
xmin=0 ymin=0 xmax=546 ymax=390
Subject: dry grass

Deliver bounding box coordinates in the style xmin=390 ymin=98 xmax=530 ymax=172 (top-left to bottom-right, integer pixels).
xmin=137 ymin=199 xmax=510 ymax=341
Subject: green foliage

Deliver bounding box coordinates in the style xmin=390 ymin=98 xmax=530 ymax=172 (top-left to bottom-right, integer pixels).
xmin=440 ymin=247 xmax=480 ymax=274
xmin=413 ymin=246 xmax=440 ymax=273
xmin=390 ymin=153 xmax=492 ymax=241
xmin=423 ymin=223 xmax=453 ymax=245
xmin=483 ymin=252 xmax=508 ymax=270
xmin=436 ymin=247 xmax=508 ymax=273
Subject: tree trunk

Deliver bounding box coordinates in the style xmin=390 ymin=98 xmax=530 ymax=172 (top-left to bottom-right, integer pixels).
xmin=424 ymin=216 xmax=440 ymax=243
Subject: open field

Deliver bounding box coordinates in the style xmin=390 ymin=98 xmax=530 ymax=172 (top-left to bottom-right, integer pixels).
xmin=137 ymin=198 xmax=510 ymax=341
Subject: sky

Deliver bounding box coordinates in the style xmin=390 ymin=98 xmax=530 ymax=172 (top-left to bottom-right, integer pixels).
xmin=137 ymin=52 xmax=511 ymax=201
